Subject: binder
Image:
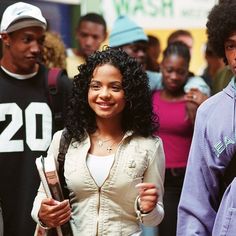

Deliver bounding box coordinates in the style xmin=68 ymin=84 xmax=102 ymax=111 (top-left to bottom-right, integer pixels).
xmin=35 ymin=155 xmax=73 ymax=236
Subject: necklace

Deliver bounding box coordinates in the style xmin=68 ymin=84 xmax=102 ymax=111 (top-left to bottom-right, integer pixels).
xmin=96 ymin=135 xmax=123 ymax=153
xmin=97 ymin=138 xmax=113 ymax=147
xmin=105 ymin=141 xmax=116 ymax=153
xmin=97 ymin=138 xmax=115 ymax=153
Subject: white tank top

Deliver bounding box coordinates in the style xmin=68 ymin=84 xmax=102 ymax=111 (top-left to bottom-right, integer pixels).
xmin=87 ymin=153 xmax=114 ymax=187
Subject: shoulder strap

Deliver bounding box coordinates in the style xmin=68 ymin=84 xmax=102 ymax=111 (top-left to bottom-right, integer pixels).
xmin=57 ymin=128 xmax=72 ymax=200
xmin=48 ymin=68 xmax=61 ymax=98
xmin=47 ymin=67 xmax=64 ymax=131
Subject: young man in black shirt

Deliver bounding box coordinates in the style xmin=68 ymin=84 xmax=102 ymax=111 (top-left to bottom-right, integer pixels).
xmin=0 ymin=2 xmax=71 ymax=235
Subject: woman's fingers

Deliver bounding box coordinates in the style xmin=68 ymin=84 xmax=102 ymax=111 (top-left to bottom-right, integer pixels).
xmin=136 ymin=183 xmax=158 ymax=213
xmin=39 ymin=199 xmax=71 ymax=227
xmin=185 ymin=88 xmax=208 ymax=105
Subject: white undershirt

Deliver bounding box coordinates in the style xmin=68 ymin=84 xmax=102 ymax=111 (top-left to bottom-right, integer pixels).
xmin=87 ymin=153 xmax=114 ymax=187
xmin=1 ymin=66 xmax=37 ymax=80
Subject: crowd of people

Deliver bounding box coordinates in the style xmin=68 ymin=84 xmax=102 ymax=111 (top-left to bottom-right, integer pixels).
xmin=0 ymin=1 xmax=236 ymax=236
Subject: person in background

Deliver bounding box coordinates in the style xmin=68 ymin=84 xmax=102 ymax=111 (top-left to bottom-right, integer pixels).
xmin=167 ymin=29 xmax=197 ymax=81
xmin=177 ymin=1 xmax=236 ymax=235
xmin=212 ymin=65 xmax=233 ymax=95
xmin=153 ymin=41 xmax=198 ymax=236
xmin=166 ymin=28 xmax=209 ymax=122
xmin=167 ymin=29 xmax=194 ymax=56
xmin=66 ymin=12 xmax=107 ymax=79
xmin=146 ymin=35 xmax=161 ymax=72
xmin=109 ymin=16 xmax=210 ymax=97
xmin=201 ymin=42 xmax=225 ymax=91
xmin=0 ymin=2 xmax=72 ymax=235
xmin=32 ymin=47 xmax=165 ymax=235
xmin=42 ymin=31 xmax=67 ymax=69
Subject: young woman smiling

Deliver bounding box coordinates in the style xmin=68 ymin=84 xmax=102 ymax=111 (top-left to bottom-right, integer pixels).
xmin=32 ymin=47 xmax=165 ymax=235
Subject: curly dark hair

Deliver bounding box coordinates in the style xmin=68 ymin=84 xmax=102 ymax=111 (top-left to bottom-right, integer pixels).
xmin=65 ymin=47 xmax=159 ymax=142
xmin=206 ymin=0 xmax=236 ymax=63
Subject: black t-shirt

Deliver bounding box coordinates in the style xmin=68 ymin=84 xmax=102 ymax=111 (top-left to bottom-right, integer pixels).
xmin=0 ymin=64 xmax=72 ymax=236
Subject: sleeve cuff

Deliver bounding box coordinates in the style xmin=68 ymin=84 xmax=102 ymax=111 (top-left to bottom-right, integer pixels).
xmin=134 ymin=196 xmax=164 ymax=226
xmin=38 ymin=218 xmax=50 ymax=230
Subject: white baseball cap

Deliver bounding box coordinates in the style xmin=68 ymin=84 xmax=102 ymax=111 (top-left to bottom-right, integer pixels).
xmin=0 ymin=2 xmax=47 ymax=34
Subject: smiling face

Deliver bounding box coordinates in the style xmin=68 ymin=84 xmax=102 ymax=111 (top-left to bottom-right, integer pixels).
xmin=1 ymin=26 xmax=45 ymax=74
xmin=161 ymin=54 xmax=189 ymax=93
xmin=88 ymin=64 xmax=126 ymax=122
xmin=224 ymin=32 xmax=236 ymax=76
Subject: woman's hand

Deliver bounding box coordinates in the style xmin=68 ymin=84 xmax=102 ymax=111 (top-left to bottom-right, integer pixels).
xmin=184 ymin=88 xmax=209 ymax=124
xmin=136 ymin=183 xmax=158 ymax=213
xmin=38 ymin=198 xmax=71 ymax=228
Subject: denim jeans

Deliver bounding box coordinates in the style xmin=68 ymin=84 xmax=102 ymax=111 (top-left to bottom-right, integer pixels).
xmin=142 ymin=225 xmax=158 ymax=236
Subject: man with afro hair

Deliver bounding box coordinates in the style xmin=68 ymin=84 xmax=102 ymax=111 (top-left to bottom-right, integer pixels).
xmin=177 ymin=1 xmax=236 ymax=235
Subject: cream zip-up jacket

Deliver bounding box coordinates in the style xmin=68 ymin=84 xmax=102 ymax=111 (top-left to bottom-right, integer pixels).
xmin=32 ymin=130 xmax=165 ymax=236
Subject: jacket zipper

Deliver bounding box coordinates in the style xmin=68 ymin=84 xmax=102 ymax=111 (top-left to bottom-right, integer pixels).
xmin=96 ymin=187 xmax=101 ymax=235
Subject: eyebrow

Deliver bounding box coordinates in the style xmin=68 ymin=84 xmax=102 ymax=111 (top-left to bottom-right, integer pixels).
xmin=90 ymin=80 xmax=122 ymax=84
